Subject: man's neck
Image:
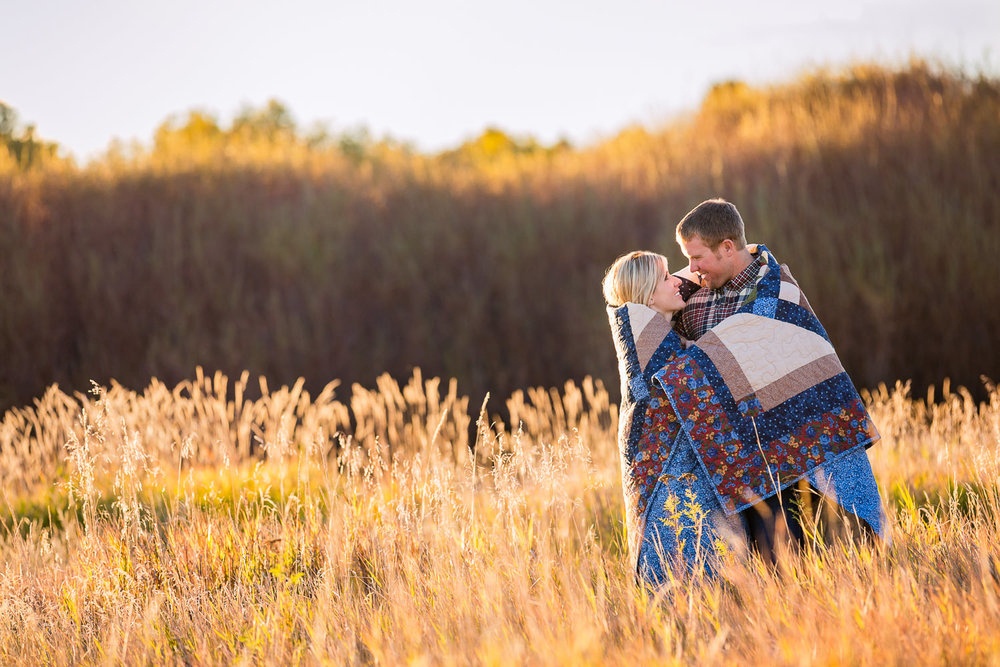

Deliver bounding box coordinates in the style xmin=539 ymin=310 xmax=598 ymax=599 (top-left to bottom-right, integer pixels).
xmin=728 ymin=248 xmax=756 ymax=283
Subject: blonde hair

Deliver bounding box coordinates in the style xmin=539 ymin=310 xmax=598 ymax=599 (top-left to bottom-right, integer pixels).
xmin=602 ymin=251 xmax=669 ymax=307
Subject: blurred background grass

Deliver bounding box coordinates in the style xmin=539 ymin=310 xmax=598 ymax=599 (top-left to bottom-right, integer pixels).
xmin=1 ymin=59 xmax=998 ymax=412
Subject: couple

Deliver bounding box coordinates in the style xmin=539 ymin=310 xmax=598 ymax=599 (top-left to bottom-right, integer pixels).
xmin=604 ymin=198 xmax=887 ymax=584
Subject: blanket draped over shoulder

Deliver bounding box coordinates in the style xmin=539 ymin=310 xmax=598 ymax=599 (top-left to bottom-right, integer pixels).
xmin=609 ymin=244 xmax=880 ymax=568
xmin=609 ymin=301 xmax=688 ymax=568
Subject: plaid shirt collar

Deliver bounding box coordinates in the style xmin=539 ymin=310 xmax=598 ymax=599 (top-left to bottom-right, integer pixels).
xmin=714 ymin=249 xmax=764 ymax=295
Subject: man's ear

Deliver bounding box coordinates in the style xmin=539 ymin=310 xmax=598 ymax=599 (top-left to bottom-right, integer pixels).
xmin=719 ymin=239 xmax=734 ymax=256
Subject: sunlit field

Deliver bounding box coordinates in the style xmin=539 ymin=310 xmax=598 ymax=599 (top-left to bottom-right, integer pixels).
xmin=2 ymin=57 xmax=998 ymax=665
xmin=2 ymin=369 xmax=998 ymax=664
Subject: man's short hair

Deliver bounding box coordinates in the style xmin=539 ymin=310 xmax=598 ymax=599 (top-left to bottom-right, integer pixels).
xmin=675 ymin=198 xmax=747 ymax=249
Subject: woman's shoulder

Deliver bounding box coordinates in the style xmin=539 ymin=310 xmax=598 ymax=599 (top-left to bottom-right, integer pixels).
xmin=608 ymin=302 xmax=669 ymax=321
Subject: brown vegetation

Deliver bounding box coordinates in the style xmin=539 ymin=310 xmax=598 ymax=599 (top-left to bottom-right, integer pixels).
xmin=1 ymin=59 xmax=998 ymax=411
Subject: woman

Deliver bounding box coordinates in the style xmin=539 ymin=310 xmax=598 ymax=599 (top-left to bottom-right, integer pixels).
xmin=603 ymin=251 xmax=743 ymax=584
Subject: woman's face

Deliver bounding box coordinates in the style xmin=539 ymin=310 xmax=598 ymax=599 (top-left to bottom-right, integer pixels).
xmin=648 ymin=264 xmax=686 ymax=315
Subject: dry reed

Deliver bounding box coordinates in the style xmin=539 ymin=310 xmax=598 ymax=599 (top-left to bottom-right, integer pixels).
xmin=1 ymin=369 xmax=998 ymax=664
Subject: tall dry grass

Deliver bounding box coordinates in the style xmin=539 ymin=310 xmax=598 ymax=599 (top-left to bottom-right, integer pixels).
xmin=1 ymin=369 xmax=998 ymax=664
xmin=1 ymin=59 xmax=998 ymax=412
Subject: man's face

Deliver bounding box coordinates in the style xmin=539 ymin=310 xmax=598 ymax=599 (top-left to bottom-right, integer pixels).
xmin=680 ymin=236 xmax=734 ymax=290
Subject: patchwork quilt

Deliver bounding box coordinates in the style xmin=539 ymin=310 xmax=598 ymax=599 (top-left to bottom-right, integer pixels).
xmin=609 ymin=244 xmax=880 ymax=567
xmin=653 ymin=245 xmax=880 ymax=515
xmin=608 ymin=302 xmax=688 ymax=568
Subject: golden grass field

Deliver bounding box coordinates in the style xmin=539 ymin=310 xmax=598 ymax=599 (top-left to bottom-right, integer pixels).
xmin=2 ymin=369 xmax=998 ymax=665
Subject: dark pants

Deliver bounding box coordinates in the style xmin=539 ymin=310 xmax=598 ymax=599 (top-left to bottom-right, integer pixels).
xmin=741 ymin=479 xmax=819 ymax=563
xmin=741 ymin=479 xmax=875 ymax=563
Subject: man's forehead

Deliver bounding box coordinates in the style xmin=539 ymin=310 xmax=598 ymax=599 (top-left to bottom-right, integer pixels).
xmin=681 ymin=237 xmax=710 ymax=256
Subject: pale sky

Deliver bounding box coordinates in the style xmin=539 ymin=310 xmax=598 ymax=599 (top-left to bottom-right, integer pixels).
xmin=3 ymin=0 xmax=998 ymax=161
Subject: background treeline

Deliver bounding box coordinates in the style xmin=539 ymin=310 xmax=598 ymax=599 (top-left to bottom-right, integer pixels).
xmin=1 ymin=59 xmax=998 ymax=412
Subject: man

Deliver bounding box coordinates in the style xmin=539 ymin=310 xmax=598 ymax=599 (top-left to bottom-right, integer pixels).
xmin=668 ymin=198 xmax=883 ymax=561
xmin=674 ymin=199 xmax=762 ymax=343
